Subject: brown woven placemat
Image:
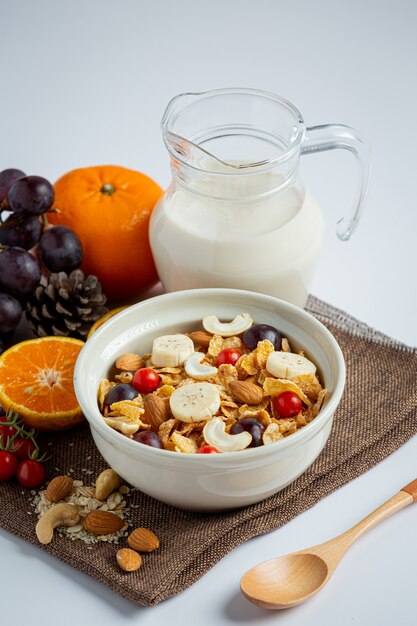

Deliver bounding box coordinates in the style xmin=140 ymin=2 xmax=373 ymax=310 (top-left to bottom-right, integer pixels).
xmin=0 ymin=296 xmax=416 ymax=606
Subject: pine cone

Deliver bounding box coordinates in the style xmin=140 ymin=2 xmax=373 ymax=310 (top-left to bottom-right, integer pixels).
xmin=26 ymin=270 xmax=108 ymax=341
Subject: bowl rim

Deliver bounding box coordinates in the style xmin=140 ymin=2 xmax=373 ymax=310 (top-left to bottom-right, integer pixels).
xmin=74 ymin=288 xmax=346 ymax=462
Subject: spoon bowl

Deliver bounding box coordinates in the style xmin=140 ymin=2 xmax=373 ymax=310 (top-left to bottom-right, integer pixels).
xmin=241 ymin=478 xmax=417 ymax=609
xmin=241 ymin=553 xmax=329 ymax=609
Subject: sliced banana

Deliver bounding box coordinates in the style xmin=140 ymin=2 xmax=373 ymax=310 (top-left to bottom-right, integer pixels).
xmin=151 ymin=334 xmax=194 ymax=367
xmin=169 ymin=382 xmax=221 ymax=423
xmin=202 ymin=313 xmax=253 ymax=337
xmin=266 ymin=351 xmax=316 ymax=380
xmin=203 ymin=417 xmax=252 ymax=452
xmin=184 ymin=352 xmax=218 ymax=380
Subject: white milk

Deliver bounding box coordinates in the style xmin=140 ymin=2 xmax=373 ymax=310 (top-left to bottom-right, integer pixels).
xmin=149 ymin=171 xmax=324 ymax=308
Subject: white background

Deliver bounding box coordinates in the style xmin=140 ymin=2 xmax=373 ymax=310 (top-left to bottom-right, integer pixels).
xmin=1 ymin=1 xmax=416 ymax=625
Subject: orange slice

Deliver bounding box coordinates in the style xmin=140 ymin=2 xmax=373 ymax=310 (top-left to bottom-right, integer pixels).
xmin=0 ymin=337 xmax=84 ymax=431
xmin=87 ymin=306 xmax=128 ymax=339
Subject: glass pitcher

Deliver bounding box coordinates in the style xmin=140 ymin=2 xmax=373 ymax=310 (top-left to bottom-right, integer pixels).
xmin=149 ymin=88 xmax=370 ymax=308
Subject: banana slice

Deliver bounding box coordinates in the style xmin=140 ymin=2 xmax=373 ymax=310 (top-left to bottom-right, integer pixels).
xmin=266 ymin=351 xmax=316 ymax=380
xmin=169 ymin=382 xmax=221 ymax=423
xmin=203 ymin=417 xmax=252 ymax=452
xmin=184 ymin=352 xmax=218 ymax=380
xmin=202 ymin=313 xmax=253 ymax=337
xmin=151 ymin=334 xmax=194 ymax=367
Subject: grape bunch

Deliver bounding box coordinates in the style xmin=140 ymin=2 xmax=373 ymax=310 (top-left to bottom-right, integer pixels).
xmin=0 ymin=168 xmax=83 ymax=349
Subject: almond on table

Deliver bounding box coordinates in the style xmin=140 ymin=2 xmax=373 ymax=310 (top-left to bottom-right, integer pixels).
xmin=97 ymin=314 xmax=327 ymax=453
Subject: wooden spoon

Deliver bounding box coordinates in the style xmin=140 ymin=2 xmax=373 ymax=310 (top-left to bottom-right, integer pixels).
xmin=241 ymin=478 xmax=417 ymax=609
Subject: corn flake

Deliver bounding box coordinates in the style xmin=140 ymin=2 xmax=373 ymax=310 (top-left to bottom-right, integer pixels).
xmin=240 ymin=353 xmax=258 ymax=376
xmin=155 ymin=384 xmax=176 ymax=398
xmin=98 ymin=379 xmax=114 ymax=409
xmin=238 ymin=398 xmax=269 ymax=415
xmin=222 ymin=336 xmax=245 ymax=352
xmin=215 ymin=363 xmax=238 ymax=389
xmin=158 ymin=418 xmax=178 ymax=443
xmin=254 ymin=339 xmax=275 ymax=369
xmin=171 ymin=431 xmax=198 ymax=453
xmin=262 ymin=423 xmax=284 ymax=445
xmin=263 ymin=377 xmax=311 ymax=407
xmin=292 ymin=373 xmax=322 ymax=401
xmin=207 ymin=334 xmax=224 ymax=358
xmin=109 ymin=401 xmax=145 ymax=421
xmin=305 ymin=389 xmax=327 ymax=422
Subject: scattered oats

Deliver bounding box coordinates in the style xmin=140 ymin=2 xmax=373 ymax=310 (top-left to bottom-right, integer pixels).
xmin=68 ymin=442 xmax=74 ymax=447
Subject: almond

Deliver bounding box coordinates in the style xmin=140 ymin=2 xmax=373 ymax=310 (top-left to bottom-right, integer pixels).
xmin=115 ymin=353 xmax=144 ymax=371
xmin=128 ymin=527 xmax=160 ymax=552
xmin=143 ymin=393 xmax=170 ymax=431
xmin=45 ymin=475 xmax=73 ymax=503
xmin=116 ymin=548 xmax=142 ymax=572
xmin=187 ymin=330 xmax=213 ymax=347
xmin=83 ymin=510 xmax=125 ymax=535
xmin=229 ymin=380 xmax=264 ymax=405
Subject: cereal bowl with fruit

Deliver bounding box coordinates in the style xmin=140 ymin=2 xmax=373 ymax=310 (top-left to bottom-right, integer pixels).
xmin=74 ymin=289 xmax=345 ymax=511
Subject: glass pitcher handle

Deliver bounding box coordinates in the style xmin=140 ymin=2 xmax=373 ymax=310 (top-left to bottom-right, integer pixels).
xmin=301 ymin=124 xmax=371 ymax=241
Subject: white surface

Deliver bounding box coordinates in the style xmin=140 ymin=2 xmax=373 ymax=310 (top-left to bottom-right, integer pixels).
xmin=0 ymin=1 xmax=416 ymax=624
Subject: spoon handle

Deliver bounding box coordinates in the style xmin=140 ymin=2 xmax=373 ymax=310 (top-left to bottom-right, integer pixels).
xmin=318 ymin=478 xmax=417 ymax=564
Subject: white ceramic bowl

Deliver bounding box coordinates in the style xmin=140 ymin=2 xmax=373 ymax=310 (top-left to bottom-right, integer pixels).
xmin=74 ymin=289 xmax=345 ymax=511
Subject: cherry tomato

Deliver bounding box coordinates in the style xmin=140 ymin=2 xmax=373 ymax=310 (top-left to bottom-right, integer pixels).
xmin=216 ymin=348 xmax=241 ymax=367
xmin=11 ymin=438 xmax=37 ymax=460
xmin=197 ymin=445 xmax=220 ymax=454
xmin=0 ymin=416 xmax=17 ymax=443
xmin=0 ymin=450 xmax=18 ymax=480
xmin=132 ymin=367 xmax=161 ymax=394
xmin=273 ymin=391 xmax=302 ymax=418
xmin=16 ymin=459 xmax=46 ymax=488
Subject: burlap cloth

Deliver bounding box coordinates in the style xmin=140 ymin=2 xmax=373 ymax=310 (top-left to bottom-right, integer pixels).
xmin=0 ymin=296 xmax=416 ymax=606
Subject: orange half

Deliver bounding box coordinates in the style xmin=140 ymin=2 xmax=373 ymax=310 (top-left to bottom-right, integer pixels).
xmin=0 ymin=337 xmax=84 ymax=431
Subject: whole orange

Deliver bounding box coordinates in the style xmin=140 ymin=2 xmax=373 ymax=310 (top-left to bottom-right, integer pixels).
xmin=50 ymin=165 xmax=163 ymax=301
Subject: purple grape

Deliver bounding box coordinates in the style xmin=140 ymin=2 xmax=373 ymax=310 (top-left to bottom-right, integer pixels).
xmin=104 ymin=383 xmax=137 ymax=405
xmin=0 ymin=215 xmax=42 ymax=250
xmin=133 ymin=431 xmax=163 ymax=449
xmin=0 ymin=292 xmax=22 ymax=334
xmin=230 ymin=417 xmax=265 ymax=447
xmin=0 ymin=169 xmax=26 ymax=204
xmin=7 ymin=175 xmax=54 ymax=216
xmin=39 ymin=225 xmax=83 ymax=272
xmin=0 ymin=247 xmax=41 ymax=297
xmin=243 ymin=324 xmax=282 ymax=351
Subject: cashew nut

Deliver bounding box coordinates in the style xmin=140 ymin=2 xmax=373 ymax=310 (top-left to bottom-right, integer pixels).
xmin=95 ymin=468 xmax=122 ymax=501
xmin=203 ymin=417 xmax=252 ymax=452
xmin=184 ymin=352 xmax=218 ymax=380
xmin=35 ymin=503 xmax=80 ymax=545
xmin=202 ymin=313 xmax=253 ymax=337
xmin=104 ymin=416 xmax=140 ymax=436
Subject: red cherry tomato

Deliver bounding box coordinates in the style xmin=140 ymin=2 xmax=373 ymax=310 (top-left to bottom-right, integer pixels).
xmin=216 ymin=348 xmax=241 ymax=367
xmin=0 ymin=416 xmax=17 ymax=443
xmin=273 ymin=391 xmax=302 ymax=418
xmin=0 ymin=450 xmax=18 ymax=480
xmin=132 ymin=368 xmax=161 ymax=394
xmin=197 ymin=445 xmax=220 ymax=454
xmin=11 ymin=438 xmax=37 ymax=460
xmin=16 ymin=459 xmax=46 ymax=488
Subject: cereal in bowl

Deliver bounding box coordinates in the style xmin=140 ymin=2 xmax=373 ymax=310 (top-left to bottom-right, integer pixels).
xmin=97 ymin=314 xmax=327 ymax=453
